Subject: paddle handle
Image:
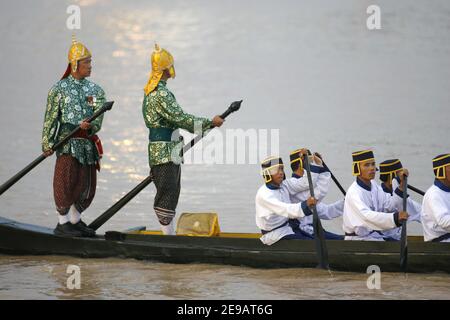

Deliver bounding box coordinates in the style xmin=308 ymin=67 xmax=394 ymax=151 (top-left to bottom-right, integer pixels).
xmin=51 ymin=101 xmax=114 ymax=151
xmin=0 ymin=101 xmax=114 ymax=196
xmin=0 ymin=154 xmax=46 ymax=196
xmin=322 ymin=161 xmax=346 ymax=196
xmin=400 ymin=175 xmax=408 ymax=272
xmin=313 ymin=153 xmax=346 ymax=196
xmin=181 ymin=100 xmax=242 ymax=156
xmin=407 ymin=184 xmax=425 ymax=196
xmin=303 ymin=153 xmax=329 ymax=270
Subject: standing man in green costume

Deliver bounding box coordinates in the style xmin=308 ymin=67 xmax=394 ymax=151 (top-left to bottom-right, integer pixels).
xmin=142 ymin=44 xmax=224 ymax=235
xmin=42 ymin=36 xmax=106 ymax=237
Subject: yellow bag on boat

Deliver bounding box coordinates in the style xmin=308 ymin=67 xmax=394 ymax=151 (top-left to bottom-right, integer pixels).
xmin=176 ymin=212 xmax=221 ymax=237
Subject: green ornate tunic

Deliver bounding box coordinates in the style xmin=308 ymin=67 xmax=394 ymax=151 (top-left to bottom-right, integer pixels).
xmin=42 ymin=75 xmax=106 ymax=165
xmin=142 ymin=81 xmax=212 ymax=167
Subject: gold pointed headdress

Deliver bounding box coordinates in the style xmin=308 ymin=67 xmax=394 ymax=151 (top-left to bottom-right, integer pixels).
xmin=68 ymin=34 xmax=91 ymax=73
xmin=144 ymin=43 xmax=176 ymax=95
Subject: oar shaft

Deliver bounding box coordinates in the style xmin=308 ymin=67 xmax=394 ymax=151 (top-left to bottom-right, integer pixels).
xmin=407 ymin=184 xmax=425 ymax=196
xmin=181 ymin=100 xmax=242 ymax=157
xmin=88 ymin=175 xmax=154 ymax=231
xmin=322 ymin=161 xmax=346 ymax=196
xmin=400 ymin=176 xmax=408 ymax=272
xmin=303 ymin=154 xmax=329 ymax=270
xmin=0 ymin=101 xmax=114 ymax=196
xmin=52 ymin=101 xmax=113 ymax=151
xmin=0 ymin=154 xmax=46 ymax=195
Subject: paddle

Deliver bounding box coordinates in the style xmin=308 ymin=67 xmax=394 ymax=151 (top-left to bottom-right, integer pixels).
xmin=400 ymin=175 xmax=408 ymax=272
xmin=0 ymin=101 xmax=114 ymax=196
xmin=407 ymin=184 xmax=425 ymax=196
xmin=88 ymin=100 xmax=243 ymax=231
xmin=303 ymin=151 xmax=330 ymax=270
xmin=314 ymin=153 xmax=346 ymax=196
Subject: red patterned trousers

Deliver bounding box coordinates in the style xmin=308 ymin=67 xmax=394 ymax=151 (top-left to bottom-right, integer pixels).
xmin=53 ymin=155 xmax=97 ymax=215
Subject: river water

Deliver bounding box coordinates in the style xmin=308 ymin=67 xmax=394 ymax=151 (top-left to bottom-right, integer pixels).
xmin=0 ymin=0 xmax=449 ymax=299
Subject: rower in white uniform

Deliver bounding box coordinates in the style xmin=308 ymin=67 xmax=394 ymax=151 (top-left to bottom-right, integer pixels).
xmin=343 ymin=150 xmax=409 ymax=241
xmin=378 ymin=159 xmax=422 ymax=241
xmin=285 ymin=148 xmax=344 ymax=240
xmin=255 ymin=156 xmax=317 ymax=245
xmin=422 ymin=154 xmax=450 ymax=242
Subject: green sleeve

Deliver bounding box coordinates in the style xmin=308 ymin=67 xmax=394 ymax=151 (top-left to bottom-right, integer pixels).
xmin=155 ymin=91 xmax=212 ymax=134
xmin=89 ymin=87 xmax=106 ymax=136
xmin=41 ymin=86 xmax=61 ymax=152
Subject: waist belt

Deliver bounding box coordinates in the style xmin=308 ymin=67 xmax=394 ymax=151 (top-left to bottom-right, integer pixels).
xmin=149 ymin=127 xmax=175 ymax=142
xmin=261 ymin=219 xmax=300 ymax=235
xmin=345 ymin=231 xmax=384 ymax=237
xmin=432 ymin=233 xmax=450 ymax=242
xmin=60 ymin=123 xmax=103 ymax=172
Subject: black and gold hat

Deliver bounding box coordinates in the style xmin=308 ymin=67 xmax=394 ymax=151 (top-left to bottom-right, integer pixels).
xmin=433 ymin=154 xmax=450 ymax=179
xmin=261 ymin=156 xmax=284 ymax=183
xmin=379 ymin=159 xmax=403 ymax=182
xmin=289 ymin=148 xmax=304 ymax=171
xmin=352 ymin=150 xmax=375 ymax=176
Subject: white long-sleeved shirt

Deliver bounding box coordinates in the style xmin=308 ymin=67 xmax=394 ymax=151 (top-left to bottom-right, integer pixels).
xmin=255 ymin=182 xmax=311 ymax=245
xmin=286 ymin=167 xmax=343 ymax=235
xmin=286 ymin=165 xmax=329 ymax=203
xmin=378 ymin=178 xmax=422 ymax=240
xmin=343 ymin=178 xmax=404 ymax=240
xmin=421 ymin=180 xmax=450 ymax=242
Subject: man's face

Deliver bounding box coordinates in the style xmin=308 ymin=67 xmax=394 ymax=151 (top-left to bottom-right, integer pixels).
xmin=270 ymin=165 xmax=285 ymax=186
xmin=77 ymin=57 xmax=92 ymax=78
xmin=360 ymin=159 xmax=376 ymax=180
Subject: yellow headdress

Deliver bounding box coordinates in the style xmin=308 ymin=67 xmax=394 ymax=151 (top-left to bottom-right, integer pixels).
xmin=261 ymin=156 xmax=284 ymax=184
xmin=144 ymin=44 xmax=176 ymax=95
xmin=68 ymin=34 xmax=91 ymax=73
xmin=289 ymin=148 xmax=305 ymax=171
xmin=433 ymin=154 xmax=450 ymax=179
xmin=352 ymin=150 xmax=375 ymax=176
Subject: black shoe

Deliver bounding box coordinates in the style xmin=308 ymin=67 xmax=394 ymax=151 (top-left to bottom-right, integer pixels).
xmin=54 ymin=222 xmax=83 ymax=237
xmin=73 ymin=220 xmax=96 ymax=238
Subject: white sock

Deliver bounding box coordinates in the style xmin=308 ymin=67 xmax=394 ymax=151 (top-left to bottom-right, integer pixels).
xmin=58 ymin=214 xmax=70 ymax=225
xmin=160 ymin=221 xmax=175 ymax=235
xmin=70 ymin=205 xmax=81 ymax=224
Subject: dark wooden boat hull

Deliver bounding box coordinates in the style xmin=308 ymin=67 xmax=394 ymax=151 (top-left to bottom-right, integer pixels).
xmin=0 ymin=216 xmax=449 ymax=273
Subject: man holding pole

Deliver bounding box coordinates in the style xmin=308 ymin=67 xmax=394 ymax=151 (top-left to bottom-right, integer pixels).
xmin=255 ymin=156 xmax=317 ymax=245
xmin=42 ymin=36 xmax=106 ymax=237
xmin=343 ymin=150 xmax=409 ymax=241
xmin=142 ymin=44 xmax=224 ymax=235
xmin=378 ymin=159 xmax=422 ymax=240
xmin=286 ymin=148 xmax=344 ymax=240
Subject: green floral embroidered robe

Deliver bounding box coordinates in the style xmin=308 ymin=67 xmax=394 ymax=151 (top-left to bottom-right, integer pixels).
xmin=142 ymin=81 xmax=212 ymax=167
xmin=42 ymin=75 xmax=106 ymax=165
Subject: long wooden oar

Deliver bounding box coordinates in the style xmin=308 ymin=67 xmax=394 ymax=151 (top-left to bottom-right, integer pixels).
xmin=88 ymin=100 xmax=243 ymax=231
xmin=407 ymin=184 xmax=425 ymax=196
xmin=303 ymin=152 xmax=329 ymax=270
xmin=314 ymin=153 xmax=346 ymax=196
xmin=0 ymin=101 xmax=114 ymax=196
xmin=400 ymin=175 xmax=408 ymax=272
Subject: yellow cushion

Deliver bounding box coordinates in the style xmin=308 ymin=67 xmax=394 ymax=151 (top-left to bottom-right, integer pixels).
xmin=176 ymin=212 xmax=221 ymax=237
